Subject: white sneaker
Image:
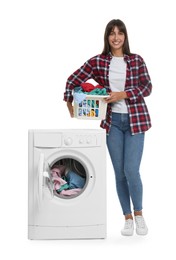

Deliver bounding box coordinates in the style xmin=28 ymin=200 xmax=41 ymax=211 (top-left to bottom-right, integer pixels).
xmin=121 ymin=219 xmax=134 ymax=236
xmin=135 ymin=216 xmax=148 ymax=235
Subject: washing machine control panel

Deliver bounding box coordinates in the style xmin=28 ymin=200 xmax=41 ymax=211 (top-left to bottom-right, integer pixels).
xmin=63 ymin=134 xmax=101 ymax=147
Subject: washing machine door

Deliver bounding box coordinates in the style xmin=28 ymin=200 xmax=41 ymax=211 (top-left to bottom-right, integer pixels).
xmin=38 ymin=152 xmax=53 ymax=205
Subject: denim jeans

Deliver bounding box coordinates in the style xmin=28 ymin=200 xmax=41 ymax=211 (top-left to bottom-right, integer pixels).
xmin=66 ymin=171 xmax=86 ymax=189
xmin=107 ymin=113 xmax=145 ymax=215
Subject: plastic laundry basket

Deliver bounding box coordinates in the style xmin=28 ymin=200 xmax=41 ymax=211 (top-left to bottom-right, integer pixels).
xmin=74 ymin=95 xmax=109 ymax=120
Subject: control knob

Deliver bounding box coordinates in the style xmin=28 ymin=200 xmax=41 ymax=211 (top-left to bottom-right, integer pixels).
xmin=64 ymin=137 xmax=73 ymax=146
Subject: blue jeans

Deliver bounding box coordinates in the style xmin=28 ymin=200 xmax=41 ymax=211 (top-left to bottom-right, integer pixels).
xmin=107 ymin=113 xmax=145 ymax=215
xmin=66 ymin=171 xmax=86 ymax=189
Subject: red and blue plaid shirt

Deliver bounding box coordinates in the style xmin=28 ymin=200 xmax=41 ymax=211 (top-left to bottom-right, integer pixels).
xmin=64 ymin=53 xmax=152 ymax=135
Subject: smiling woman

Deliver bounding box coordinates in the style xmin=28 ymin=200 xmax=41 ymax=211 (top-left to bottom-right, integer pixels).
xmin=63 ymin=18 xmax=152 ymax=237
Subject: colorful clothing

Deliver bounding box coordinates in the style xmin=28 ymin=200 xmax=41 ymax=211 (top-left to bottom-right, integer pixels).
xmin=64 ymin=53 xmax=152 ymax=135
xmin=51 ymin=168 xmax=85 ymax=196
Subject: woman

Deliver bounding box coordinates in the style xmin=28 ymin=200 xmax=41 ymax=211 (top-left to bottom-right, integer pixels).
xmin=64 ymin=19 xmax=152 ymax=236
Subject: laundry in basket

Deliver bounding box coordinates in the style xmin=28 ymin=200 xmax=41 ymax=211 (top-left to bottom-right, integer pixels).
xmin=73 ymin=83 xmax=109 ymax=120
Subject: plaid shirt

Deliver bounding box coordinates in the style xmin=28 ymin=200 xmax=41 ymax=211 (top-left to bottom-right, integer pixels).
xmin=64 ymin=53 xmax=152 ymax=135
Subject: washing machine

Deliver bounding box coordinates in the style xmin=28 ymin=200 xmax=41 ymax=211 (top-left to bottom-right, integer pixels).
xmin=28 ymin=129 xmax=106 ymax=239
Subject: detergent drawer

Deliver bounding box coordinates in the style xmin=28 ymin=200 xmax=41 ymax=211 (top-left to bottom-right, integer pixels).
xmin=34 ymin=132 xmax=62 ymax=148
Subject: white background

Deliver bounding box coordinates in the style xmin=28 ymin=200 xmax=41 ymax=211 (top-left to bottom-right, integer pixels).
xmin=1 ymin=0 xmax=176 ymax=259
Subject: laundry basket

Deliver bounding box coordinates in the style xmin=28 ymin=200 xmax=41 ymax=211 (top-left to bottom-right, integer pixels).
xmin=74 ymin=95 xmax=109 ymax=120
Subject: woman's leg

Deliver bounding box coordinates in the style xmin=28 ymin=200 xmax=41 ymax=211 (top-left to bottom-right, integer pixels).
xmin=107 ymin=115 xmax=132 ymax=215
xmin=124 ymin=131 xmax=145 ymax=212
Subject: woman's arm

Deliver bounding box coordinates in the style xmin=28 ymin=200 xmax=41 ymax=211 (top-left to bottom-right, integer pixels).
xmin=64 ymin=60 xmax=93 ymax=103
xmin=125 ymin=58 xmax=152 ymax=103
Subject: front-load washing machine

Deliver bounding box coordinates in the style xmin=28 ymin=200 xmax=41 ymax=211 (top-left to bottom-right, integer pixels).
xmin=28 ymin=129 xmax=106 ymax=239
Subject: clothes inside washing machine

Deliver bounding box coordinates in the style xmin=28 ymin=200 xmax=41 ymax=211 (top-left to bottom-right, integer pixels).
xmin=50 ymin=159 xmax=87 ymax=198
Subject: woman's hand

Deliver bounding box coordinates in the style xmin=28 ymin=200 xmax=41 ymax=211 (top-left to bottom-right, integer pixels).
xmin=105 ymin=91 xmax=127 ymax=103
xmin=67 ymin=102 xmax=74 ymax=118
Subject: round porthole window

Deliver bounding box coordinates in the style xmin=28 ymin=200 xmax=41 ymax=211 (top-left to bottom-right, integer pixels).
xmin=49 ymin=158 xmax=87 ymax=199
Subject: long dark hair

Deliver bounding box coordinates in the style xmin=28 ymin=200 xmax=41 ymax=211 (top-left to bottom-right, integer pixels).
xmin=102 ymin=19 xmax=131 ymax=55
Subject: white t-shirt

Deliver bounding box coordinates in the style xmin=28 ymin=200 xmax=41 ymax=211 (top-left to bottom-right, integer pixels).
xmin=109 ymin=56 xmax=128 ymax=113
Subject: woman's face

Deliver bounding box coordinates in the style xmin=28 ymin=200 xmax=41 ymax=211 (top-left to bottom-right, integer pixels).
xmin=108 ymin=26 xmax=125 ymax=54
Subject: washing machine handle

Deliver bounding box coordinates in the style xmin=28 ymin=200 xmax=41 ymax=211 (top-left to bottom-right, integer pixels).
xmin=43 ymin=171 xmax=49 ymax=178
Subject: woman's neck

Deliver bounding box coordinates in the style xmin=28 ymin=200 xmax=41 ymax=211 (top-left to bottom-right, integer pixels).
xmin=111 ymin=50 xmax=124 ymax=57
